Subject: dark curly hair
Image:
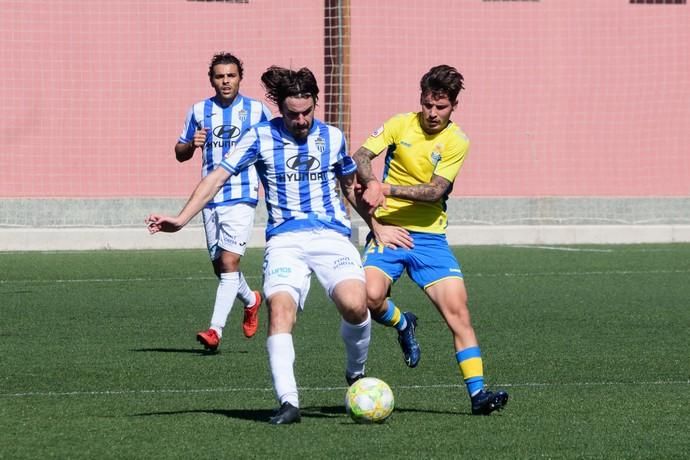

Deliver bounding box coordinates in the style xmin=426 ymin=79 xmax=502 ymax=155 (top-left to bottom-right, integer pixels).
xmin=261 ymin=66 xmax=319 ymax=108
xmin=208 ymin=52 xmax=244 ymax=80
xmin=420 ymin=65 xmax=464 ymax=103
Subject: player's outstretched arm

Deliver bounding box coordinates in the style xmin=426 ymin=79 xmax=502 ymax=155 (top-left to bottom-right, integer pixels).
xmin=146 ymin=214 xmax=183 ymax=233
xmin=383 ymin=174 xmax=451 ymax=203
xmin=146 ymin=166 xmax=230 ymax=234
xmin=340 ymin=173 xmax=412 ymax=249
xmin=352 ymin=146 xmax=386 ymax=213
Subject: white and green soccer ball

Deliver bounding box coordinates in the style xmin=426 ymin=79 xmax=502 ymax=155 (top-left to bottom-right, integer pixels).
xmin=345 ymin=377 xmax=394 ymax=424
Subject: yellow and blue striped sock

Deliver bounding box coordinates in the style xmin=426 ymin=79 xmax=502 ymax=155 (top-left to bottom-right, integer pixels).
xmin=456 ymin=346 xmax=484 ymax=397
xmin=372 ymin=298 xmax=408 ymax=332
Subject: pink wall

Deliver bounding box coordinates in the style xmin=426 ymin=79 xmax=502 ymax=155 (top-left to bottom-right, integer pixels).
xmin=1 ymin=0 xmax=688 ymax=198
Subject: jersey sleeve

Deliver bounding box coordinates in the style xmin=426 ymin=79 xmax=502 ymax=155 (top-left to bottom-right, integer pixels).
xmin=260 ymin=103 xmax=273 ymax=122
xmin=335 ymin=156 xmax=356 ymax=177
xmin=433 ymin=130 xmax=470 ymax=183
xmin=220 ymin=127 xmax=260 ymax=176
xmin=178 ymin=105 xmax=197 ymax=144
xmin=334 ymin=130 xmax=355 ymax=177
xmin=361 ymin=113 xmax=408 ymax=157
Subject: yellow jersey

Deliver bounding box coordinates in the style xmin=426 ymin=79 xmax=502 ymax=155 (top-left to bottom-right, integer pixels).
xmin=362 ymin=112 xmax=469 ymax=234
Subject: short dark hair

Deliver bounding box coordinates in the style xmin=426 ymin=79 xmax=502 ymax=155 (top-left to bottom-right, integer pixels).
xmin=420 ymin=65 xmax=464 ymax=103
xmin=260 ymin=66 xmax=319 ymax=108
xmin=208 ymin=52 xmax=244 ymax=80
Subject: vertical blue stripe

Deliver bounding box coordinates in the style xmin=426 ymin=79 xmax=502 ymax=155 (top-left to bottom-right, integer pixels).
xmin=241 ymin=96 xmax=252 ymax=132
xmin=318 ymin=123 xmax=334 ymax=215
xmin=271 ymin=122 xmax=291 ymax=222
xmin=335 ymin=133 xmax=350 ymax=218
xmin=221 ymin=104 xmax=233 ymax=202
xmin=297 ymin=137 xmax=312 ymax=211
xmin=185 ymin=112 xmax=197 ymax=141
xmin=238 ymin=97 xmax=252 ymax=199
xmin=260 ymin=102 xmax=270 ymax=123
xmin=382 ymin=144 xmax=395 ymax=181
xmin=203 ymin=100 xmax=214 ymax=176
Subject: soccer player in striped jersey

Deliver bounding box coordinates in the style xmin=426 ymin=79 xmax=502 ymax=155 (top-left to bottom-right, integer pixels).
xmin=148 ymin=66 xmax=378 ymax=425
xmin=353 ymin=65 xmax=509 ymax=415
xmin=175 ymin=52 xmax=272 ymax=351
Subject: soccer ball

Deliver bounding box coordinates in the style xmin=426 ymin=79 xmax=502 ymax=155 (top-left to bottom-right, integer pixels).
xmin=345 ymin=377 xmax=394 ymax=424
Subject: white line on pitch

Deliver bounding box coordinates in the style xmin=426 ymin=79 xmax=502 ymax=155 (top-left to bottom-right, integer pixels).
xmin=0 ymin=276 xmax=260 ymax=285
xmin=510 ymin=245 xmax=614 ymax=253
xmin=471 ymin=269 xmax=689 ymax=278
xmin=2 ymin=269 xmax=688 ymax=285
xmin=2 ymin=380 xmax=688 ymax=398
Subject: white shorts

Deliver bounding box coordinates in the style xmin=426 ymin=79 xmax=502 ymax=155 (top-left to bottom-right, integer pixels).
xmin=202 ymin=203 xmax=256 ymax=260
xmin=263 ymin=229 xmax=365 ymax=309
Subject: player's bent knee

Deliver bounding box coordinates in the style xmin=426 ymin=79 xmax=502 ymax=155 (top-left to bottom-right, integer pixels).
xmin=341 ymin=304 xmax=369 ymax=324
xmin=366 ymin=291 xmax=387 ymax=310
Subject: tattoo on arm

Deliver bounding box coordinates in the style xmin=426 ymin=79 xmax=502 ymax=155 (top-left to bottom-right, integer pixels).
xmin=353 ymin=147 xmax=377 ymax=184
xmin=388 ymin=175 xmax=451 ymax=203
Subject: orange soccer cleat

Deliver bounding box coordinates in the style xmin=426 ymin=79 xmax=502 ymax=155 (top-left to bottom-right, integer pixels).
xmin=196 ymin=328 xmax=220 ymax=351
xmin=242 ymin=291 xmax=262 ymax=338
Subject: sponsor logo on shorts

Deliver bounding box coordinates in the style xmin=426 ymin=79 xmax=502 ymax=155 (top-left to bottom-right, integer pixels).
xmin=333 ymin=256 xmax=357 ymax=270
xmin=224 ymin=234 xmax=246 ymax=247
xmin=269 ymin=267 xmax=292 ymax=278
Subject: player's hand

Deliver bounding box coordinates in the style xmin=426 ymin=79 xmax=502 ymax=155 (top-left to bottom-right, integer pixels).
xmin=192 ymin=128 xmax=209 ymax=148
xmin=361 ymin=180 xmax=387 ymax=214
xmin=372 ymin=221 xmax=413 ymax=249
xmin=145 ymin=214 xmax=184 ymax=234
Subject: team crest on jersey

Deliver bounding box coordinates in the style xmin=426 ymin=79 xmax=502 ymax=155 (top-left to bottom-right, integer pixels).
xmin=315 ymin=136 xmax=326 ymax=152
xmin=371 ymin=126 xmax=384 ymax=137
xmin=238 ymin=109 xmax=248 ymax=122
xmin=430 ymin=144 xmax=443 ymax=168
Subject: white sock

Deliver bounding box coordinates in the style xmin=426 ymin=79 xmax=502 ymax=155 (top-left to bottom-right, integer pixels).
xmin=209 ymin=272 xmax=240 ymax=337
xmin=267 ymin=333 xmax=298 ymax=407
xmin=237 ymin=272 xmax=256 ymax=307
xmin=341 ymin=311 xmax=371 ymax=378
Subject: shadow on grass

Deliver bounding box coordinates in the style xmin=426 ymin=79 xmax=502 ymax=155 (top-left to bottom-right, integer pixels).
xmin=131 ymin=404 xmax=467 ymax=423
xmin=132 ymin=405 xmax=344 ymax=423
xmin=133 ymin=408 xmax=276 ymax=423
xmin=130 ymin=347 xmax=248 ymax=356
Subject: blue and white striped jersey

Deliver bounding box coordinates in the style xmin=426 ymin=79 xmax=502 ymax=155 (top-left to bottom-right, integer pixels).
xmin=220 ymin=118 xmax=356 ymax=240
xmin=179 ymin=94 xmax=272 ymax=208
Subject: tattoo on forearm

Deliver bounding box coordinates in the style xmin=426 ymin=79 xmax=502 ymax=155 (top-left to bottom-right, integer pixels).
xmin=354 ymin=149 xmax=375 ymax=183
xmin=389 ymin=176 xmax=451 ymax=203
xmin=389 ymin=184 xmax=439 ymax=201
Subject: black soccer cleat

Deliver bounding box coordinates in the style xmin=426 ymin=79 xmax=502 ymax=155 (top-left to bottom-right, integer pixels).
xmin=471 ymin=389 xmax=509 ymax=415
xmin=269 ymin=402 xmax=301 ymax=425
xmin=346 ymin=372 xmax=365 ymax=386
xmin=397 ymin=312 xmax=421 ymax=368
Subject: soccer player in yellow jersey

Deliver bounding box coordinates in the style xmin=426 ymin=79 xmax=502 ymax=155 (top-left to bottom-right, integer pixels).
xmin=353 ymin=65 xmax=508 ymax=415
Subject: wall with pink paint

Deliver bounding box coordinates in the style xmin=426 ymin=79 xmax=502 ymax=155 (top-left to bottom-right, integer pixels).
xmin=1 ymin=0 xmax=688 ymax=199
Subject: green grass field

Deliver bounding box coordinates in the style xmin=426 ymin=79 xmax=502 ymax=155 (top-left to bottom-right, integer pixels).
xmin=1 ymin=244 xmax=689 ymax=459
